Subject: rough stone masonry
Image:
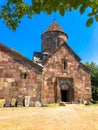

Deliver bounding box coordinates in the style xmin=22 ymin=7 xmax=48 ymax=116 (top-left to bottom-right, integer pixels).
xmin=0 ymin=21 xmax=92 ymax=107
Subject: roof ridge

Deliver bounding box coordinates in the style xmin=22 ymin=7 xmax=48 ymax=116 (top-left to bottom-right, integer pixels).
xmin=0 ymin=43 xmax=43 ymax=70
xmin=42 ymin=42 xmax=81 ymax=64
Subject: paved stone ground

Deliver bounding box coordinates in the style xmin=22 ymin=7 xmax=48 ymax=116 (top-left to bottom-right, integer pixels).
xmin=0 ymin=104 xmax=98 ymax=130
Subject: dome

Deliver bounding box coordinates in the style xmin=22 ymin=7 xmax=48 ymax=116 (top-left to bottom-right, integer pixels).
xmin=41 ymin=21 xmax=68 ymax=55
xmin=42 ymin=21 xmax=68 ymax=38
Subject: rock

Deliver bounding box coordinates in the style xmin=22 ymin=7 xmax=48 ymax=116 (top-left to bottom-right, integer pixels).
xmin=59 ymin=102 xmax=66 ymax=106
xmin=83 ymin=100 xmax=89 ymax=105
xmin=25 ymin=96 xmax=30 ymax=107
xmin=0 ymin=99 xmax=5 ymax=107
xmin=11 ymin=98 xmax=17 ymax=107
xmin=4 ymin=100 xmax=11 ymax=107
xmin=29 ymin=101 xmax=35 ymax=107
xmin=78 ymin=99 xmax=83 ymax=104
xmin=35 ymin=101 xmax=41 ymax=107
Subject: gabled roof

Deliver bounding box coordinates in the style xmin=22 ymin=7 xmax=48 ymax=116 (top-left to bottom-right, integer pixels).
xmin=0 ymin=43 xmax=43 ymax=70
xmin=43 ymin=21 xmax=68 ymax=37
xmin=42 ymin=42 xmax=90 ymax=72
xmin=42 ymin=42 xmax=81 ymax=64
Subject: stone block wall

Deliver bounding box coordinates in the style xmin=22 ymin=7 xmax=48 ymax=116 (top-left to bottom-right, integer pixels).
xmin=41 ymin=31 xmax=67 ymax=54
xmin=0 ymin=49 xmax=42 ymax=107
xmin=41 ymin=45 xmax=92 ymax=103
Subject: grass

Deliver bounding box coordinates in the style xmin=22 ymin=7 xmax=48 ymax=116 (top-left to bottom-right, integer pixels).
xmin=89 ymin=103 xmax=98 ymax=106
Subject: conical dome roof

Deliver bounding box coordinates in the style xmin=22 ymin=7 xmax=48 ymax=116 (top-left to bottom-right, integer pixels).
xmin=41 ymin=20 xmax=68 ymax=55
xmin=45 ymin=20 xmax=64 ymax=33
xmin=43 ymin=21 xmax=68 ymax=38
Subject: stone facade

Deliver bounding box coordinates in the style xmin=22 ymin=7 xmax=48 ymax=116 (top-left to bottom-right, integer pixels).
xmin=0 ymin=45 xmax=42 ymax=107
xmin=40 ymin=21 xmax=91 ymax=103
xmin=41 ymin=45 xmax=91 ymax=103
xmin=41 ymin=31 xmax=67 ymax=54
xmin=0 ymin=21 xmax=92 ymax=106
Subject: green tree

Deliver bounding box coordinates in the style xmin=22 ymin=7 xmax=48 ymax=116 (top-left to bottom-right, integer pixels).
xmin=85 ymin=62 xmax=98 ymax=101
xmin=0 ymin=0 xmax=98 ymax=31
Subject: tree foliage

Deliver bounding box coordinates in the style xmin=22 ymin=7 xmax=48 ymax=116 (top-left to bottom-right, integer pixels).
xmin=0 ymin=0 xmax=98 ymax=30
xmin=85 ymin=62 xmax=98 ymax=101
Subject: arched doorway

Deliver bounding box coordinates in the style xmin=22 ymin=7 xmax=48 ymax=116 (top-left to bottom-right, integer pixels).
xmin=55 ymin=77 xmax=74 ymax=103
xmin=60 ymin=83 xmax=70 ymax=102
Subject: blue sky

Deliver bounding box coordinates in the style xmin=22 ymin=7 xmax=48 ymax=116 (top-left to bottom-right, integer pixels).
xmin=0 ymin=1 xmax=98 ymax=64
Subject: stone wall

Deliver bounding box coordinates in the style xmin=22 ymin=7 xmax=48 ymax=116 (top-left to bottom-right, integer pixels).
xmin=41 ymin=45 xmax=92 ymax=103
xmin=0 ymin=49 xmax=42 ymax=107
xmin=41 ymin=31 xmax=67 ymax=54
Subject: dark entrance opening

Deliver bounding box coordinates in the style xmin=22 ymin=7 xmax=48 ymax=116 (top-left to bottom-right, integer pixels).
xmin=61 ymin=90 xmax=68 ymax=102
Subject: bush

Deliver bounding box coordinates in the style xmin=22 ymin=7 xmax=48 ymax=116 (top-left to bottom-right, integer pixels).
xmin=92 ymin=86 xmax=98 ymax=101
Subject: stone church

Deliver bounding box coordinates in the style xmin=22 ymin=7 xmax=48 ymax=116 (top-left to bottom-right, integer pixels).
xmin=0 ymin=21 xmax=92 ymax=106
